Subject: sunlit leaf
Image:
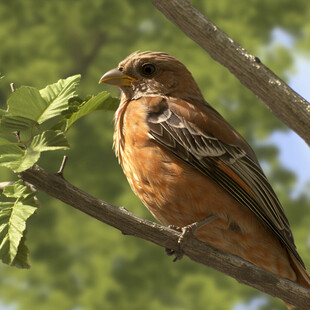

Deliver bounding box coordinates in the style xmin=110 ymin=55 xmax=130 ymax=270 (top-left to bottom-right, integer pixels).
xmin=0 ymin=137 xmax=40 ymax=173
xmin=1 ymin=115 xmax=36 ymax=131
xmin=0 ymin=180 xmax=38 ymax=268
xmin=11 ymin=232 xmax=31 ymax=269
xmin=7 ymin=87 xmax=48 ymax=124
xmin=65 ymin=91 xmax=119 ymax=131
xmin=2 ymin=180 xmax=30 ymax=198
xmin=5 ymin=75 xmax=81 ymax=134
xmin=8 ymin=148 xmax=40 ymax=173
xmin=0 ymin=131 xmax=69 ymax=173
xmin=0 ymin=138 xmax=25 ymax=171
xmin=30 ymin=130 xmax=70 ymax=152
xmin=39 ymin=74 xmax=81 ymax=124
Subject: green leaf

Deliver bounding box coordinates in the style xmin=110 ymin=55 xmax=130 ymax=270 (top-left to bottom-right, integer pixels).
xmin=1 ymin=115 xmax=36 ymax=131
xmin=39 ymin=74 xmax=81 ymax=124
xmin=0 ymin=180 xmax=38 ymax=268
xmin=5 ymin=131 xmax=70 ymax=173
xmin=7 ymin=87 xmax=48 ymax=124
xmin=0 ymin=130 xmax=69 ymax=173
xmin=5 ymin=149 xmax=40 ymax=173
xmin=0 ymin=201 xmax=36 ymax=262
xmin=3 ymin=180 xmax=30 ymax=198
xmin=0 ymin=138 xmax=25 ymax=171
xmin=30 ymin=130 xmax=70 ymax=152
xmin=92 ymin=92 xmax=119 ymax=111
xmin=65 ymin=91 xmax=119 ymax=131
xmin=0 ymin=137 xmax=40 ymax=173
xmin=5 ymin=75 xmax=81 ymax=133
xmin=11 ymin=232 xmax=31 ymax=269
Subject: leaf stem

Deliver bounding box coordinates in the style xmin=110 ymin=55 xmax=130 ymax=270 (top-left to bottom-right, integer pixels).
xmin=56 ymin=156 xmax=68 ymax=178
xmin=10 ymin=83 xmax=15 ymax=93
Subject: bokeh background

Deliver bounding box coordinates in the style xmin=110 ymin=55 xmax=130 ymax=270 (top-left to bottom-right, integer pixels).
xmin=0 ymin=1 xmax=309 ymax=309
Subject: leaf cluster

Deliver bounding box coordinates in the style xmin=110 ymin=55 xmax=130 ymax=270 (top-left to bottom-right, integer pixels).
xmin=0 ymin=75 xmax=118 ymax=268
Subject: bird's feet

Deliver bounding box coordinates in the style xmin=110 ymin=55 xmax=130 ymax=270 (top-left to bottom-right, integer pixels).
xmin=166 ymin=215 xmax=218 ymax=262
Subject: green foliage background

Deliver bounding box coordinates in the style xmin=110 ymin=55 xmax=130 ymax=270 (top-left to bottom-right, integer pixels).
xmin=0 ymin=0 xmax=309 ymax=309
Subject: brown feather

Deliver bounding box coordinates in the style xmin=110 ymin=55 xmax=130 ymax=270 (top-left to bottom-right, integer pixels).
xmin=146 ymin=96 xmax=303 ymax=266
xmin=106 ymin=51 xmax=310 ymax=298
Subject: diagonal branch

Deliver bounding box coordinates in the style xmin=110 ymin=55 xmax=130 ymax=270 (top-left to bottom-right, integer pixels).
xmin=20 ymin=165 xmax=310 ymax=309
xmin=151 ymin=0 xmax=310 ymax=146
xmin=15 ymin=3 xmax=310 ymax=309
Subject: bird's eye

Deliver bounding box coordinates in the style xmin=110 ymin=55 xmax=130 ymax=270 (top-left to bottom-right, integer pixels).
xmin=141 ymin=63 xmax=156 ymax=76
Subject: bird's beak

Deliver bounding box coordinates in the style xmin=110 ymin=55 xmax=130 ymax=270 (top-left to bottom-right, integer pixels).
xmin=99 ymin=68 xmax=136 ymax=87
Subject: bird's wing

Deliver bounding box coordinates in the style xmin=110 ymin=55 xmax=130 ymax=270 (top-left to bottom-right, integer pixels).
xmin=144 ymin=96 xmax=304 ymax=266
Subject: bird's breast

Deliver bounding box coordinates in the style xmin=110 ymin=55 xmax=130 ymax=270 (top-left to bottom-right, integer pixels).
xmin=113 ymin=97 xmax=296 ymax=281
xmin=114 ymin=98 xmax=241 ymax=227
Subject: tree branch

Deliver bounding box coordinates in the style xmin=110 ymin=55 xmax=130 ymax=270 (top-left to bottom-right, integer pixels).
xmin=151 ymin=0 xmax=310 ymax=146
xmin=20 ymin=165 xmax=310 ymax=309
xmin=12 ymin=4 xmax=310 ymax=308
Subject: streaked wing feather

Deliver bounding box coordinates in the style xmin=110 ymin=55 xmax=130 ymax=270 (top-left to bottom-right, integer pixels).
xmin=147 ymin=101 xmax=304 ymax=266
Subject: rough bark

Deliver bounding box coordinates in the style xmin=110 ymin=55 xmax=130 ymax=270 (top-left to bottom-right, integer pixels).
xmin=20 ymin=165 xmax=310 ymax=309
xmin=12 ymin=2 xmax=310 ymax=309
xmin=151 ymin=0 xmax=310 ymax=146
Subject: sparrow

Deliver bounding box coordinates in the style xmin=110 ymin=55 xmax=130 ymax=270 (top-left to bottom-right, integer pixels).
xmin=99 ymin=51 xmax=310 ymax=308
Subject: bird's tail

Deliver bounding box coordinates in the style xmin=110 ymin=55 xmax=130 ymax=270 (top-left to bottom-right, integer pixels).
xmin=285 ymin=252 xmax=310 ymax=309
xmin=289 ymin=252 xmax=310 ymax=288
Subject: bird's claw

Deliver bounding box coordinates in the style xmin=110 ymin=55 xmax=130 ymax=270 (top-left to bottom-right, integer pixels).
xmin=174 ymin=225 xmax=195 ymax=261
xmin=165 ymin=215 xmax=219 ymax=262
xmin=165 ymin=224 xmax=184 ymax=261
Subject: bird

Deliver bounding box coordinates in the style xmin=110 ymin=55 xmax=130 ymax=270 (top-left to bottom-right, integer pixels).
xmin=99 ymin=51 xmax=310 ymax=308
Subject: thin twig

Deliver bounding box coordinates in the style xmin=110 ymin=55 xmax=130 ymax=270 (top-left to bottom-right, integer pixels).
xmin=10 ymin=83 xmax=15 ymax=92
xmin=13 ymin=132 xmax=21 ymax=143
xmin=9 ymin=82 xmax=21 ymax=142
xmin=56 ymin=156 xmax=68 ymax=178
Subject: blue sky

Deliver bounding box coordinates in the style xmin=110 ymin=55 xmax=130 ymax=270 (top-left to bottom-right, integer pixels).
xmin=235 ymin=29 xmax=310 ymax=310
xmin=269 ymin=30 xmax=310 ymax=196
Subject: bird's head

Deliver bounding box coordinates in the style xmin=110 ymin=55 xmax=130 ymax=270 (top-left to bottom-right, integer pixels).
xmin=99 ymin=51 xmax=204 ymax=102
